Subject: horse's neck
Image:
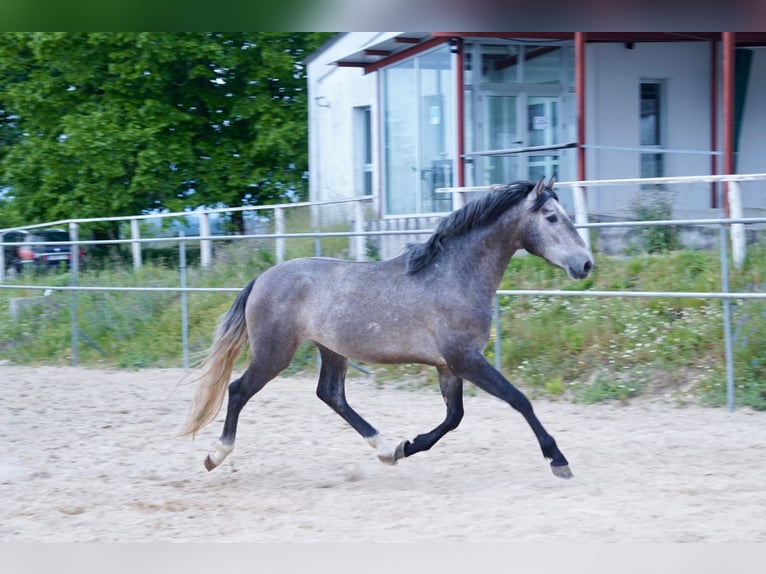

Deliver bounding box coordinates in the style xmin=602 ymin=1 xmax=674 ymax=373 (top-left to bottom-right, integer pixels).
xmin=452 ymin=217 xmax=522 ymax=294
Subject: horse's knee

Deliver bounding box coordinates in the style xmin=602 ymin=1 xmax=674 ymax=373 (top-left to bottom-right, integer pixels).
xmin=315 ymin=378 xmax=331 ymax=402
xmin=316 ymin=381 xmax=343 ymax=411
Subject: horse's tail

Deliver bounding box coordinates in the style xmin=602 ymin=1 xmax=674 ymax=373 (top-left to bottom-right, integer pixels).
xmin=179 ymin=277 xmax=257 ymax=437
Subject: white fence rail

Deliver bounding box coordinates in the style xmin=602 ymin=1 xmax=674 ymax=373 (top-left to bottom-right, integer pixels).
xmin=1 ymin=174 xmax=766 ymax=412
xmin=0 ymin=194 xmax=377 ymax=281
xmin=439 ymin=172 xmax=766 ymax=267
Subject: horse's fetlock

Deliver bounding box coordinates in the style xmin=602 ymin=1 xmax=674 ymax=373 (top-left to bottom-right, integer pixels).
xmin=539 ymin=435 xmax=558 ymax=458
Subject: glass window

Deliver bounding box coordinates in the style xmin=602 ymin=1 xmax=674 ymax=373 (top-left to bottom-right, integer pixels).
xmin=527 ymin=96 xmax=559 ymax=147
xmin=383 ymin=45 xmax=454 ymax=215
xmin=353 ymin=106 xmax=373 ymax=196
xmin=641 ymin=153 xmax=664 ymax=179
xmin=640 ymin=81 xmax=664 ymax=183
xmin=640 ymin=83 xmax=662 ymax=146
xmin=481 ymin=44 xmax=520 ymax=83
xmin=383 ymin=59 xmax=418 ymax=215
xmin=523 ymin=46 xmax=563 ymax=84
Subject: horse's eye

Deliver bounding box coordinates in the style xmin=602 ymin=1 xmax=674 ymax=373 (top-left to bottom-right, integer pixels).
xmin=546 ymin=214 xmax=558 ymax=223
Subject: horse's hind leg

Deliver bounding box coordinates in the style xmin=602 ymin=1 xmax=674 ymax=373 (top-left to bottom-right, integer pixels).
xmin=204 ymin=363 xmax=268 ymax=470
xmin=398 ymin=366 xmax=464 ymax=459
xmin=314 ymin=345 xmax=401 ymax=464
xmin=205 ymin=343 xmax=297 ymax=471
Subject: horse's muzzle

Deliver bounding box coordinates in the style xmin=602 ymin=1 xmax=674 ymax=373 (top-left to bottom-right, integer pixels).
xmin=567 ymin=257 xmax=594 ymax=280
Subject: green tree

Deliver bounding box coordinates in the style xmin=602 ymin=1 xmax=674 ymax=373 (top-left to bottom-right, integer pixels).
xmin=0 ymin=32 xmax=333 ymax=234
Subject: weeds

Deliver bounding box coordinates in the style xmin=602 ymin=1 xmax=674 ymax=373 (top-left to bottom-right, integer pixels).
xmin=1 ymin=242 xmax=765 ymax=410
xmin=628 ymin=189 xmax=680 ymax=253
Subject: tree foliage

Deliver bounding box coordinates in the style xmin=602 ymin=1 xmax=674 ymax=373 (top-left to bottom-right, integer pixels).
xmin=0 ymin=32 xmax=333 ymax=232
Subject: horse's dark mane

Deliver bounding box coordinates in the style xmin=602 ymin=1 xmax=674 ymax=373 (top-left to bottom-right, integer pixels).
xmin=405 ymin=180 xmax=558 ymax=274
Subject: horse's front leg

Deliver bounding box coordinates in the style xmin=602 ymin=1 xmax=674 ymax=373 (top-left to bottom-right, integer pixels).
xmin=398 ymin=366 xmax=464 ymax=458
xmin=447 ymin=350 xmax=573 ymax=479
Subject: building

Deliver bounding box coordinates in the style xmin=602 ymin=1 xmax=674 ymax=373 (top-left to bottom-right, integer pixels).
xmin=306 ymin=33 xmax=766 ymax=256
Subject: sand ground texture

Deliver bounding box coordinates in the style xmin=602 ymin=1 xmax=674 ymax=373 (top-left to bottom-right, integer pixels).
xmin=1 ymin=365 xmax=764 ymax=542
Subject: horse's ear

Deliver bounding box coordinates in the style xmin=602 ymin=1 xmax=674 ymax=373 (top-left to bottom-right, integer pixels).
xmin=534 ymin=177 xmax=545 ymax=197
xmin=547 ymin=175 xmax=556 ymax=188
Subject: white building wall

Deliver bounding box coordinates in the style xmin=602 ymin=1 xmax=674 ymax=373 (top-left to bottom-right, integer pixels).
xmin=308 ymin=33 xmax=396 ymax=223
xmin=586 ymin=41 xmax=714 ymax=217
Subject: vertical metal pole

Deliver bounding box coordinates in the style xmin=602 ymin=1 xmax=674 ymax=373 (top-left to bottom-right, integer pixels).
xmin=719 ymin=209 xmax=735 ymax=412
xmin=69 ymin=222 xmax=79 ymax=367
xmin=179 ymin=231 xmax=189 ymax=370
xmin=493 ymin=294 xmax=502 ymax=371
xmin=199 ymin=212 xmax=212 ymax=268
xmin=275 ymin=207 xmax=285 ymax=264
xmin=728 ymin=180 xmax=746 ymax=268
xmin=315 ymin=231 xmax=322 ymax=374
xmin=710 ymin=39 xmax=719 ymax=209
xmin=130 ymin=218 xmax=142 ymax=271
xmin=0 ymin=233 xmax=6 ymax=283
xmin=353 ymin=199 xmax=366 ymax=261
xmin=572 ymin=185 xmax=591 ymax=250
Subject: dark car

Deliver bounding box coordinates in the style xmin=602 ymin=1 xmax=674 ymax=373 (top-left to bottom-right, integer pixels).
xmin=1 ymin=230 xmax=28 ymax=274
xmin=15 ymin=229 xmax=86 ymax=273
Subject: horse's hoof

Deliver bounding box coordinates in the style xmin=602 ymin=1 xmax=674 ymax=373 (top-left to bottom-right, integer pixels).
xmin=377 ymin=452 xmax=398 ymax=465
xmin=204 ymin=440 xmax=233 ymax=471
xmin=551 ymin=463 xmax=573 ymax=479
xmin=377 ymin=441 xmax=406 ymax=465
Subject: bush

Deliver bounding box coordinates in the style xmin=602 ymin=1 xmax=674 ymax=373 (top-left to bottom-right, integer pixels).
xmin=628 ymin=190 xmax=680 ymax=253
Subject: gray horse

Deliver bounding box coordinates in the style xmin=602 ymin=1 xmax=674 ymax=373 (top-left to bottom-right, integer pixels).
xmin=181 ymin=177 xmax=594 ymax=478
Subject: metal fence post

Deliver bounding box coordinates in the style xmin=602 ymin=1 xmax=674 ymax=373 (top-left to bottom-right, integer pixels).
xmin=354 ymin=199 xmax=366 ymax=261
xmin=199 ymin=212 xmax=212 ymax=268
xmin=0 ymin=233 xmax=6 ymax=283
xmin=179 ymin=231 xmax=190 ymax=370
xmin=719 ymin=222 xmax=736 ymax=412
xmin=728 ymin=180 xmax=746 ymax=269
xmin=315 ymin=232 xmax=322 ymax=374
xmin=275 ymin=207 xmax=285 ymax=264
xmin=130 ymin=218 xmax=142 ymax=271
xmin=69 ymin=222 xmax=79 ymax=367
xmin=493 ymin=294 xmax=502 ymax=371
xmin=573 ymin=184 xmax=591 ymax=250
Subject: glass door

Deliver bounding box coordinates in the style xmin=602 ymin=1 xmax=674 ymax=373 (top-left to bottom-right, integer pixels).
xmin=526 ymin=95 xmax=560 ymax=182
xmin=482 ymin=94 xmax=520 ymax=185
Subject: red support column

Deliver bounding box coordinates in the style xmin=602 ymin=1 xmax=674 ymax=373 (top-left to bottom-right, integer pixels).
xmin=575 ymin=32 xmax=586 ymax=183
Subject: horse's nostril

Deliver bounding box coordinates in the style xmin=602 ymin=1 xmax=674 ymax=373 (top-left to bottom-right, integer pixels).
xmin=583 ymin=260 xmax=593 ymax=274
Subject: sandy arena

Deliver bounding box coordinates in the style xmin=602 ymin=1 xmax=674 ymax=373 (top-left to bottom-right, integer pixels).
xmin=1 ymin=364 xmax=764 ymax=542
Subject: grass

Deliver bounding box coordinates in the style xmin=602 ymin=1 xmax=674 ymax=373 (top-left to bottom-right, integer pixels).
xmin=493 ymin=247 xmax=766 ymax=409
xmin=1 ymin=240 xmax=765 ymax=410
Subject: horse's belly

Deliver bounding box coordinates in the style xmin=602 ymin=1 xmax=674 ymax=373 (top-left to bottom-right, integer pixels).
xmin=307 ymin=316 xmax=445 ymax=366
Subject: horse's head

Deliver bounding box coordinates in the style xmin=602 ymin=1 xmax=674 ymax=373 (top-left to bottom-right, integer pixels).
xmin=520 ymin=177 xmax=594 ymax=280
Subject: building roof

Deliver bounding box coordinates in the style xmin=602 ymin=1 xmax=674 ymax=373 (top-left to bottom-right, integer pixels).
xmin=332 ymin=32 xmax=766 ymax=72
